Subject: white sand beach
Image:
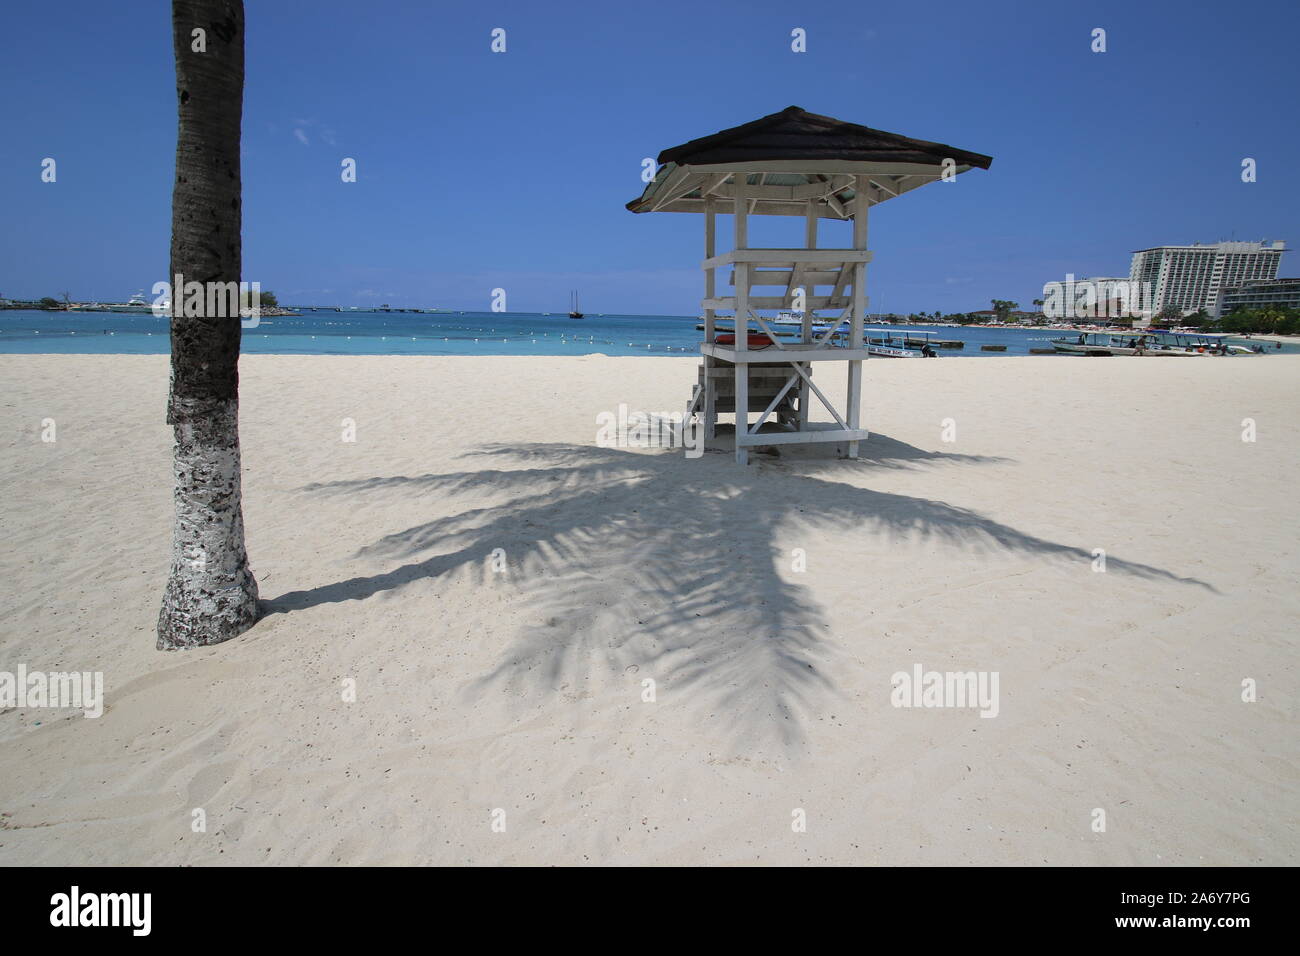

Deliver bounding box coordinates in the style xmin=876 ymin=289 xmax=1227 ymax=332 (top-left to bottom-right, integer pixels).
xmin=1 ymin=353 xmax=1296 ymax=866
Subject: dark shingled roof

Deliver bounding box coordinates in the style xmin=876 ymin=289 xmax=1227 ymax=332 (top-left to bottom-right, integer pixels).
xmin=656 ymin=105 xmax=992 ymax=170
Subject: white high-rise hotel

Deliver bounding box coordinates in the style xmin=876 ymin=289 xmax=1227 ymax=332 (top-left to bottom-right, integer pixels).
xmin=1129 ymin=240 xmax=1286 ymax=317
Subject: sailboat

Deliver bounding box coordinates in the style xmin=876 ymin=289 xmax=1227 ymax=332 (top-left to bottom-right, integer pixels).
xmin=568 ymin=290 xmax=584 ymax=319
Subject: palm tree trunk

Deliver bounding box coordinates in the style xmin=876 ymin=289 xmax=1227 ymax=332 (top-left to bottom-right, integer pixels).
xmin=157 ymin=0 xmax=259 ymax=649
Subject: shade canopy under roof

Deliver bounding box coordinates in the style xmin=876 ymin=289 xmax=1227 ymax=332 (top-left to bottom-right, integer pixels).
xmin=626 ymin=106 xmax=992 ymax=220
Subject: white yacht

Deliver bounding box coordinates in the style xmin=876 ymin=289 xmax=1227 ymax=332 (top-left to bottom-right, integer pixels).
xmin=1147 ymin=331 xmax=1261 ymax=355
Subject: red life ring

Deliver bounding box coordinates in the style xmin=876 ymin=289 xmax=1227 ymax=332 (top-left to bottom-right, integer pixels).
xmin=715 ymin=332 xmax=774 ymax=349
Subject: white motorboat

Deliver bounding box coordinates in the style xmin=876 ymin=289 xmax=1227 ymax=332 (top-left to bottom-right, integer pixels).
xmin=865 ymin=328 xmax=935 ymax=357
xmin=1148 ymin=331 xmax=1262 ymax=355
xmin=1051 ymin=331 xmax=1162 ymax=355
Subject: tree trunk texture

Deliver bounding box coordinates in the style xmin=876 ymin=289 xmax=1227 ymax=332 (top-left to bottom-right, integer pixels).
xmin=157 ymin=0 xmax=259 ymax=649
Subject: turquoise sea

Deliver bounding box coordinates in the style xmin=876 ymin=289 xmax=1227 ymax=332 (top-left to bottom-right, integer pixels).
xmin=0 ymin=310 xmax=1292 ymax=356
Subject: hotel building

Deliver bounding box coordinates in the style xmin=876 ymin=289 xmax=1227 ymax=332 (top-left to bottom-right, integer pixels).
xmin=1217 ymin=277 xmax=1300 ymax=315
xmin=1129 ymin=240 xmax=1286 ymax=317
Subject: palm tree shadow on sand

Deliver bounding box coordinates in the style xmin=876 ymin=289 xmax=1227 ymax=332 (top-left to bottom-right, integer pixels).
xmin=266 ymin=437 xmax=1215 ymax=746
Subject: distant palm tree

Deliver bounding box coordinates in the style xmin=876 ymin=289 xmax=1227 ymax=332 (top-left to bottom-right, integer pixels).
xmin=157 ymin=0 xmax=259 ymax=649
xmin=990 ymin=299 xmax=1019 ymax=322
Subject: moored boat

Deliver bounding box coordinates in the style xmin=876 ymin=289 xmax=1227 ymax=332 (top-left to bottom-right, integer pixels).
xmin=108 ymin=290 xmax=157 ymax=314
xmin=1054 ymin=330 xmax=1264 ymax=356
xmin=1146 ymin=331 xmax=1263 ymax=355
xmin=865 ymin=328 xmax=936 ymax=357
xmin=1052 ymin=331 xmax=1159 ymax=355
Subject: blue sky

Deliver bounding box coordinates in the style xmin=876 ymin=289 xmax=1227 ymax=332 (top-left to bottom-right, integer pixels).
xmin=1 ymin=0 xmax=1297 ymax=314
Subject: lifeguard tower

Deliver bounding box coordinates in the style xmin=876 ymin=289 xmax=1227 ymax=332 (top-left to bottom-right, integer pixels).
xmin=627 ymin=106 xmax=991 ymax=463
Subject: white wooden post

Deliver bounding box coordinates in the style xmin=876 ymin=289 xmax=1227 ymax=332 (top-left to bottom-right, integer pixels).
xmin=703 ymin=200 xmax=717 ymax=438
xmin=847 ymin=176 xmax=868 ymax=458
xmin=800 ymin=198 xmax=817 ymax=430
xmin=734 ymin=172 xmax=749 ymax=465
xmin=705 ymin=201 xmax=716 ymax=342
